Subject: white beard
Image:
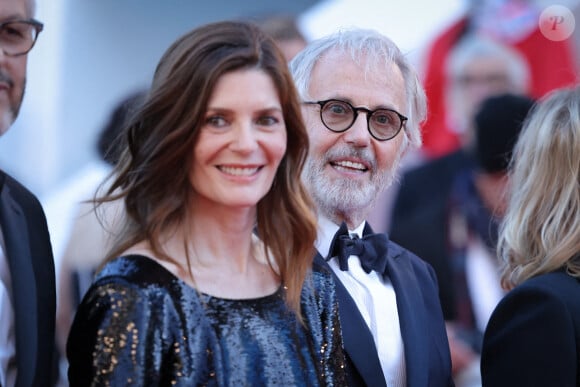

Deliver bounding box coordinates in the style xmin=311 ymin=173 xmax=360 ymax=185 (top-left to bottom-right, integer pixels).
xmin=303 ymin=145 xmax=401 ymax=221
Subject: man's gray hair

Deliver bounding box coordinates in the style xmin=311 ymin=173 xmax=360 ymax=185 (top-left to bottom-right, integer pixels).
xmin=289 ymin=28 xmax=426 ymax=150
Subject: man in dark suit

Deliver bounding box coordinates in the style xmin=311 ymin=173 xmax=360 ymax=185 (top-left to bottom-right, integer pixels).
xmin=290 ymin=29 xmax=453 ymax=387
xmin=0 ymin=0 xmax=55 ymax=386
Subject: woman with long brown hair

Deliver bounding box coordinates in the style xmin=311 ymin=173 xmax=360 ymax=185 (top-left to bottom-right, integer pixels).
xmin=66 ymin=20 xmax=345 ymax=386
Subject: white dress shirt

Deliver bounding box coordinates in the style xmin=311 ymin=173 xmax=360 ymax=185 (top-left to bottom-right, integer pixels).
xmin=316 ymin=216 xmax=406 ymax=387
xmin=465 ymin=235 xmax=505 ymax=333
xmin=0 ymin=227 xmax=16 ymax=387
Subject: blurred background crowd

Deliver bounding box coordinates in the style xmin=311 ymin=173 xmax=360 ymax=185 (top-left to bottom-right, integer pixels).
xmin=1 ymin=0 xmax=577 ymax=270
xmin=0 ymin=1 xmax=578 ymax=385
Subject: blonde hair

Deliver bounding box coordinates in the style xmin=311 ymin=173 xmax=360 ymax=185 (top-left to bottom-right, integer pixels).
xmin=498 ymin=86 xmax=580 ymax=290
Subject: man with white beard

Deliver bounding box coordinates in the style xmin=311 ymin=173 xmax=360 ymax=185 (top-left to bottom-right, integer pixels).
xmin=290 ymin=29 xmax=453 ymax=387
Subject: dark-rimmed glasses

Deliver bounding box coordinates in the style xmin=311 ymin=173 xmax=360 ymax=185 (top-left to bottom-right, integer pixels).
xmin=0 ymin=19 xmax=44 ymax=56
xmin=304 ymin=99 xmax=407 ymax=141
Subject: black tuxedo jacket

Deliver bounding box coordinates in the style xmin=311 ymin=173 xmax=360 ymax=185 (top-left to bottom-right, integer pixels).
xmin=482 ymin=270 xmax=580 ymax=386
xmin=0 ymin=171 xmax=55 ymax=387
xmin=314 ymin=227 xmax=453 ymax=387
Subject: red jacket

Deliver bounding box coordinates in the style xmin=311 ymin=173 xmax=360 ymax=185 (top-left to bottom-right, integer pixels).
xmin=420 ymin=17 xmax=578 ymax=158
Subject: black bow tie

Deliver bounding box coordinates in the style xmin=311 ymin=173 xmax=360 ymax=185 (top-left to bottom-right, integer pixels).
xmin=327 ymin=222 xmax=389 ymax=274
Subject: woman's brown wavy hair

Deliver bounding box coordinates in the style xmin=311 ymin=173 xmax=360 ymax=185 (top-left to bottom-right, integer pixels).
xmin=97 ymin=20 xmax=317 ymax=316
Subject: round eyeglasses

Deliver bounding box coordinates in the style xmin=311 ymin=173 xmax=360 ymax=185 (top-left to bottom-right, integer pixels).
xmin=0 ymin=19 xmax=44 ymax=57
xmin=304 ymin=99 xmax=408 ymax=141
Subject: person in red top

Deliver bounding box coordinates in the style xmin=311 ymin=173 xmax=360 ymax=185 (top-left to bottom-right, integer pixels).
xmin=420 ymin=0 xmax=578 ymax=159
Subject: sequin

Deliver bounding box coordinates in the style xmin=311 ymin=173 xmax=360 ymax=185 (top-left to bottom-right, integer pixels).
xmin=67 ymin=255 xmax=346 ymax=386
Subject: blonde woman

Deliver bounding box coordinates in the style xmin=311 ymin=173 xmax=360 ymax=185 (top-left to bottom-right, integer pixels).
xmin=481 ymin=86 xmax=580 ymax=386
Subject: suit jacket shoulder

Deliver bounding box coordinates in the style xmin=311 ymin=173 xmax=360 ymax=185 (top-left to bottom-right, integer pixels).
xmin=1 ymin=172 xmax=48 ymax=217
xmin=482 ymin=271 xmax=580 ymax=386
xmin=0 ymin=170 xmax=56 ymax=387
xmin=386 ymin=239 xmax=440 ymax=284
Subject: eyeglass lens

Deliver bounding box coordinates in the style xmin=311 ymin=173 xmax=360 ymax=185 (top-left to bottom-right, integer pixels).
xmin=320 ymin=100 xmax=403 ymax=140
xmin=0 ymin=21 xmax=40 ymax=56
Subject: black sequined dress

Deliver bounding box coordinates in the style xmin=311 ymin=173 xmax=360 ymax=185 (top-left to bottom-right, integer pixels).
xmin=67 ymin=255 xmax=346 ymax=386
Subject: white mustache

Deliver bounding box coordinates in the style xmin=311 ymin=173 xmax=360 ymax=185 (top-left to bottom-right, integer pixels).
xmin=324 ymin=146 xmax=375 ymax=170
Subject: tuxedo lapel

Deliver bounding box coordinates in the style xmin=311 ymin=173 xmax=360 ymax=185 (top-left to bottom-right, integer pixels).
xmin=386 ymin=245 xmax=430 ymax=387
xmin=313 ymin=254 xmax=387 ymax=387
xmin=0 ymin=179 xmax=39 ymax=387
